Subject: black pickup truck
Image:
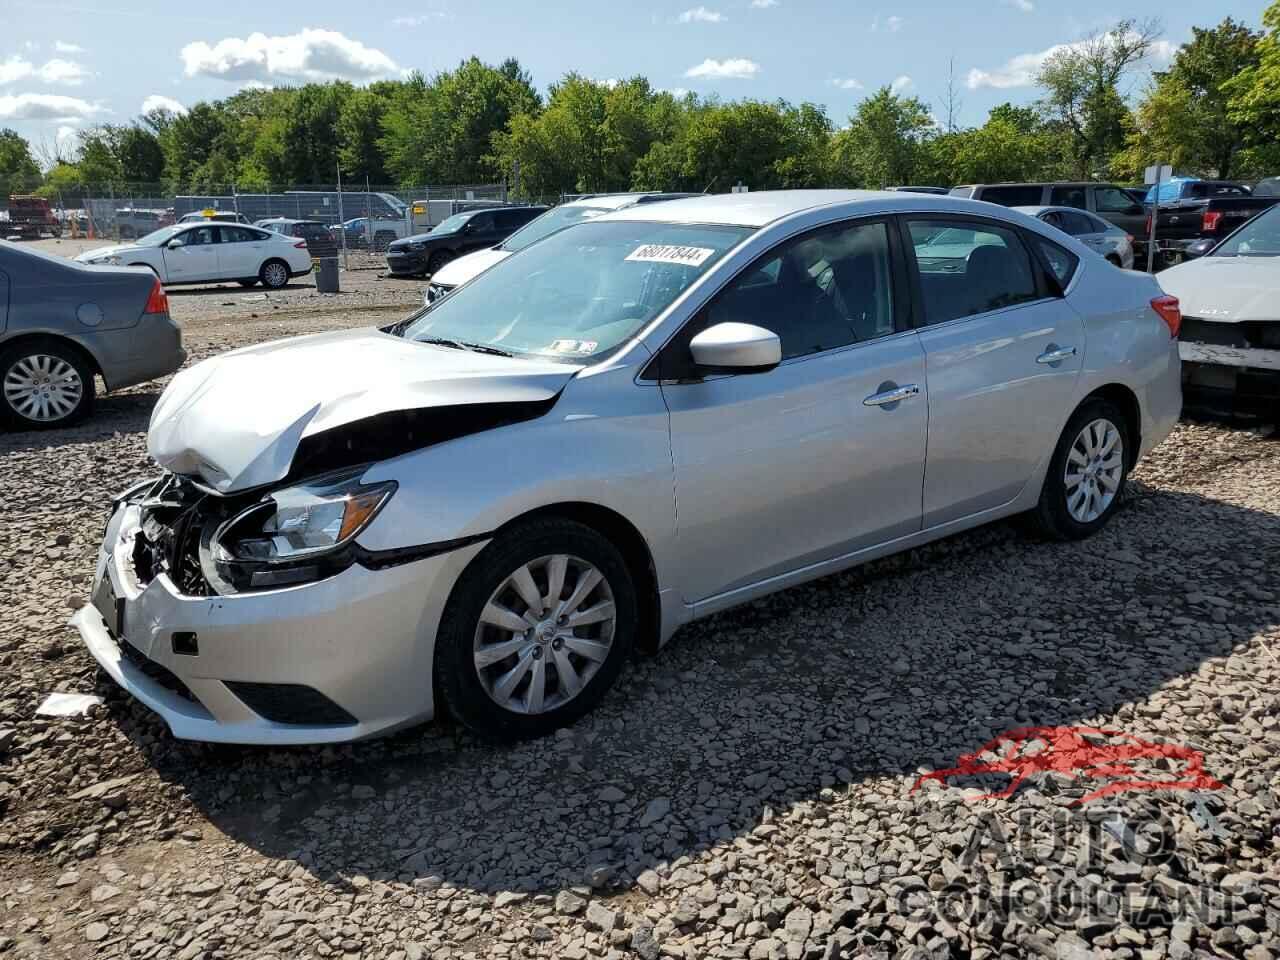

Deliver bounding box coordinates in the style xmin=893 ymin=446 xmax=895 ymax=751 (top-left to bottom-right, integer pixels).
xmin=1148 ymin=190 xmax=1280 ymax=269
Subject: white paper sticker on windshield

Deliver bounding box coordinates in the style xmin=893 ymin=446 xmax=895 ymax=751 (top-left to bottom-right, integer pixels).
xmin=625 ymin=244 xmax=715 ymax=267
xmin=548 ymin=339 xmax=599 ymax=355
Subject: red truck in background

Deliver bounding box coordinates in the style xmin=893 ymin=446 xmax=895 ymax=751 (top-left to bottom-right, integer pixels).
xmin=2 ymin=195 xmax=62 ymax=240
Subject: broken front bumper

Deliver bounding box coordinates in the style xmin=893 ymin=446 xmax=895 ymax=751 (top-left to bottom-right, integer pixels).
xmin=71 ymin=501 xmax=482 ymax=744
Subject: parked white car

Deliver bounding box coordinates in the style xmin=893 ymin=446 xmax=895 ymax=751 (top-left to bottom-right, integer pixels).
xmin=77 ymin=223 xmax=312 ymax=289
xmin=1015 ymin=206 xmax=1135 ymax=269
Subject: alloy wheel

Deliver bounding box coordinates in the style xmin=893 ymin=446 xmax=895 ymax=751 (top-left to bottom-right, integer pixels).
xmin=3 ymin=354 xmax=84 ymax=423
xmin=1064 ymin=417 xmax=1123 ymax=523
xmin=263 ymin=262 xmax=288 ymax=287
xmin=473 ymin=554 xmax=617 ymax=715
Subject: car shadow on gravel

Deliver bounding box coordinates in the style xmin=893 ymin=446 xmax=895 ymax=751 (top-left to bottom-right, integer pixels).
xmin=114 ymin=481 xmax=1280 ymax=897
xmin=166 ymin=283 xmax=315 ymax=296
xmin=0 ymin=389 xmax=157 ymax=452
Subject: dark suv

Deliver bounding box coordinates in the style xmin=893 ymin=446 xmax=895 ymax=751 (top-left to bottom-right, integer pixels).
xmin=385 ymin=206 xmax=547 ymax=278
xmin=949 ymin=182 xmax=1147 ymax=239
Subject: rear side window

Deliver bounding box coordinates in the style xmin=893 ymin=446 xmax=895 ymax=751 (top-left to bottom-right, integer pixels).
xmin=1050 ymin=186 xmax=1087 ymax=209
xmin=979 ymin=186 xmax=1044 ymax=207
xmin=908 ymin=219 xmax=1040 ymax=324
xmin=1030 ymin=236 xmax=1079 ymax=289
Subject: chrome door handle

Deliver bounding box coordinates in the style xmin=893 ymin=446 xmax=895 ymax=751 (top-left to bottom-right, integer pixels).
xmin=1036 ymin=346 xmax=1077 ymax=365
xmin=863 ymin=383 xmax=920 ymax=407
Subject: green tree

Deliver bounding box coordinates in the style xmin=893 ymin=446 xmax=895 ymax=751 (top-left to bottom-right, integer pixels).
xmin=1226 ymin=2 xmax=1280 ymax=153
xmin=0 ymin=128 xmax=41 ymax=197
xmin=829 ymin=87 xmax=934 ymax=188
xmin=338 ymin=84 xmax=395 ymax=182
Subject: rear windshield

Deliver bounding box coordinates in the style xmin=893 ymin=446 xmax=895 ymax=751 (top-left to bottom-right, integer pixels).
xmin=501 ymin=205 xmax=614 ymax=253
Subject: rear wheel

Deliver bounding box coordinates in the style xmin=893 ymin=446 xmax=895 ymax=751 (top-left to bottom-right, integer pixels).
xmin=260 ymin=259 xmax=289 ymax=289
xmin=435 ymin=518 xmax=637 ymax=740
xmin=1029 ymin=398 xmax=1130 ymax=540
xmin=0 ymin=339 xmax=95 ymax=429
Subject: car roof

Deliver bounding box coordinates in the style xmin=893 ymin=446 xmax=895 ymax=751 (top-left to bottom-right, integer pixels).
xmin=562 ymin=193 xmax=691 ymax=211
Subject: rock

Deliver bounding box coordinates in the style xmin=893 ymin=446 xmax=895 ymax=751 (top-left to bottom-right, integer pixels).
xmin=90 ymin=884 xmax=121 ymax=903
xmin=640 ymin=797 xmax=671 ymax=827
xmin=54 ymin=870 xmax=80 ymax=888
xmin=84 ymin=923 xmax=109 ymax=943
xmin=598 ymin=786 xmax=626 ymax=803
xmin=631 ymin=923 xmax=660 ymax=960
xmin=0 ymin=728 xmax=15 ymax=753
xmin=586 ymin=901 xmax=618 ymax=932
xmin=350 ymin=785 xmax=376 ymax=800
xmin=494 ymin=891 xmax=527 ymax=908
xmin=637 ymin=869 xmax=661 ymax=895
xmin=556 ymin=890 xmax=586 ymax=915
xmin=783 ymin=906 xmax=813 ymax=941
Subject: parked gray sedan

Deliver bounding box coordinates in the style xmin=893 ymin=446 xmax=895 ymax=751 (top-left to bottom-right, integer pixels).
xmin=0 ymin=243 xmax=185 ymax=428
xmin=1015 ymin=206 xmax=1136 ymax=269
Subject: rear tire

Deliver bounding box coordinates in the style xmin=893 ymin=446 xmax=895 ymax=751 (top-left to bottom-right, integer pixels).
xmin=260 ymin=259 xmax=289 ymax=289
xmin=435 ymin=518 xmax=637 ymax=740
xmin=1029 ymin=398 xmax=1130 ymax=540
xmin=0 ymin=339 xmax=95 ymax=430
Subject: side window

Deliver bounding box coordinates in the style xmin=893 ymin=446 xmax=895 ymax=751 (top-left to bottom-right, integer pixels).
xmin=1030 ymin=236 xmax=1078 ymax=290
xmin=219 ymin=226 xmax=254 ymax=243
xmin=469 ymin=212 xmax=495 ymax=232
xmin=1059 ymin=212 xmax=1097 ymax=236
xmin=1050 ymin=186 xmax=1087 ymax=209
xmin=981 ymin=186 xmax=1044 ymax=207
xmin=908 ymin=219 xmax=1040 ymax=324
xmin=707 ymin=219 xmax=897 ymax=361
xmin=1096 ymin=187 xmax=1138 ymax=213
xmin=185 ymin=227 xmax=215 ymax=246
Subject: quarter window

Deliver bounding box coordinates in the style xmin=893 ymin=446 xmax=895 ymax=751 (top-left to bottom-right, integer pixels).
xmin=1030 ymin=236 xmax=1079 ymax=289
xmin=908 ymin=219 xmax=1039 ymax=325
xmin=707 ymin=220 xmax=897 ymax=360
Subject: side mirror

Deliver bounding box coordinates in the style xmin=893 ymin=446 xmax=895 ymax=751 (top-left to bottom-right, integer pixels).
xmin=166 ymin=237 xmax=185 ymax=249
xmin=1184 ymin=238 xmax=1216 ymax=260
xmin=689 ymin=322 xmax=781 ymax=373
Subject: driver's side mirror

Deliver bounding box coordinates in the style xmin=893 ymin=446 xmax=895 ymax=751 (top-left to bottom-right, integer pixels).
xmin=166 ymin=237 xmax=185 ymax=249
xmin=689 ymin=322 xmax=781 ymax=373
xmin=1184 ymin=238 xmax=1216 ymax=260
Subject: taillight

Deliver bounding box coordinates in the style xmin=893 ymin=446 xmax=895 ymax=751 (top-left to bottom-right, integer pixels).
xmin=144 ymin=277 xmax=169 ymax=315
xmin=294 ymin=240 xmax=307 ymax=249
xmin=1151 ymin=295 xmax=1181 ymax=338
xmin=1202 ymin=210 xmax=1223 ymax=232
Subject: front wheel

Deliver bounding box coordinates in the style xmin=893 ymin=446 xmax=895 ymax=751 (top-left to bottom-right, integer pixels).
xmin=1029 ymin=399 xmax=1130 ymax=540
xmin=435 ymin=518 xmax=637 ymax=740
xmin=426 ymin=250 xmax=453 ymax=276
xmin=0 ymin=340 xmax=95 ymax=429
xmin=260 ymin=259 xmax=290 ymax=289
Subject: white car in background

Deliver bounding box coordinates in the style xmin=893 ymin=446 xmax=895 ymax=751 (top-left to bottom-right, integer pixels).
xmin=1015 ymin=206 xmax=1135 ymax=269
xmin=424 ymin=192 xmax=699 ymax=304
xmin=77 ymin=223 xmax=313 ymax=289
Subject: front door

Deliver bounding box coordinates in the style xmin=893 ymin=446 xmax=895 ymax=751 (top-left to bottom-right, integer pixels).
xmin=162 ymin=225 xmax=218 ymax=282
xmin=904 ymin=216 xmax=1085 ymax=527
xmin=658 ymin=217 xmax=928 ymax=602
xmin=1092 ymin=185 xmax=1147 ymax=237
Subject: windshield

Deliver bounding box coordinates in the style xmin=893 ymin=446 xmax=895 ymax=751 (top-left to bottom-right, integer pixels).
xmin=401 ymin=220 xmax=751 ymax=361
xmin=501 ymin=205 xmax=611 ymax=252
xmin=433 ymin=212 xmax=474 ymax=234
xmin=1212 ymin=205 xmax=1280 ymax=258
xmin=135 ymin=225 xmax=187 ymax=246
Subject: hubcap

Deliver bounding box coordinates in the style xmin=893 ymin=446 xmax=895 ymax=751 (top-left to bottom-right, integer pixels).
xmin=3 ymin=354 xmax=83 ymax=423
xmin=1064 ymin=418 xmax=1123 ymax=523
xmin=473 ymin=554 xmax=616 ymax=715
xmin=265 ymin=263 xmax=287 ymax=286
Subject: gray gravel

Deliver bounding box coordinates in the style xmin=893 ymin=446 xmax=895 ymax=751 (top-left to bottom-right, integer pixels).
xmin=1 ymin=271 xmax=1278 ymax=958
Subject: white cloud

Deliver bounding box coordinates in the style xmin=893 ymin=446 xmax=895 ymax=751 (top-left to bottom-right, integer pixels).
xmin=968 ymin=29 xmax=1179 ymax=90
xmin=891 ymin=75 xmax=913 ymax=93
xmin=663 ymin=87 xmax=691 ymax=98
xmin=0 ymin=55 xmax=91 ymax=86
xmin=873 ymin=15 xmax=904 ymax=32
xmin=54 ymin=41 xmax=85 ymax=53
xmin=1005 ymin=0 xmax=1034 ymax=11
xmin=684 ymin=57 xmax=760 ymax=79
xmin=0 ymin=92 xmax=103 ymax=121
xmin=750 ymin=0 xmax=779 ymax=6
xmin=141 ymin=94 xmax=188 ymax=116
xmin=391 ymin=13 xmax=449 ymax=27
xmin=830 ymin=77 xmax=863 ymax=90
xmin=56 ymin=124 xmax=77 ymax=144
xmin=676 ymin=6 xmax=725 ymax=22
xmin=181 ymin=28 xmax=402 ymax=84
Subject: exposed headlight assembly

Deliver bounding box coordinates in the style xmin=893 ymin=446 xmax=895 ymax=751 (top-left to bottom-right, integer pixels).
xmin=203 ymin=467 xmax=396 ymax=591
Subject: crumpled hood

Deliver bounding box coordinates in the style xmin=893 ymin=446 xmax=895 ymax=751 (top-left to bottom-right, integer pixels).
xmin=75 ymin=243 xmax=141 ymax=262
xmin=1158 ymin=257 xmax=1280 ymax=323
xmin=148 ymin=327 xmax=578 ymax=494
xmin=432 ymin=247 xmax=510 ymax=287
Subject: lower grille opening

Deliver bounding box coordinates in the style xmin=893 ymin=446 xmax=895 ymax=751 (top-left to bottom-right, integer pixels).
xmin=223 ymin=681 xmax=357 ymax=726
xmin=118 ymin=638 xmax=199 ymax=703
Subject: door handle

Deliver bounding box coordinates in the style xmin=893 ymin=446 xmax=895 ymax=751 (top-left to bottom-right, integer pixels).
xmin=863 ymin=383 xmax=920 ymax=407
xmin=1036 ymin=346 xmax=1077 ymax=365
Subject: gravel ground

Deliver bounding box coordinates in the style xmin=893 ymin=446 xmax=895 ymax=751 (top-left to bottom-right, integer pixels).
xmin=0 ymin=250 xmax=1278 ymax=959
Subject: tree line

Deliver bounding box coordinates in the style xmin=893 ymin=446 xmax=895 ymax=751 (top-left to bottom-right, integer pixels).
xmin=4 ymin=10 xmax=1280 ymax=205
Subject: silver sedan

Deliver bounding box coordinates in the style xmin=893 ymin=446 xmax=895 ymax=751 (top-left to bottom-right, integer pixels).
xmin=73 ymin=191 xmax=1181 ymax=744
xmin=1016 ymin=205 xmax=1136 ymax=269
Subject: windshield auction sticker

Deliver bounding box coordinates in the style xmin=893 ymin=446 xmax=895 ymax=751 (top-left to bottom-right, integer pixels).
xmin=625 ymin=244 xmax=715 ymax=267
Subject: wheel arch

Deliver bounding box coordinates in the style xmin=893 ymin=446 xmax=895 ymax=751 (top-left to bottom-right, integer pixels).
xmin=0 ymin=331 xmax=103 ymax=381
xmin=1080 ymin=383 xmax=1142 ymax=469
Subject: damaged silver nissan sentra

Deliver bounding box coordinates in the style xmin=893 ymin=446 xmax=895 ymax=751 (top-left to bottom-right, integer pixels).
xmin=72 ymin=191 xmax=1182 ymax=744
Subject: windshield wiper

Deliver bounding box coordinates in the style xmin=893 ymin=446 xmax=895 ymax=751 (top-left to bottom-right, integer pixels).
xmin=417 ymin=336 xmax=514 ymax=357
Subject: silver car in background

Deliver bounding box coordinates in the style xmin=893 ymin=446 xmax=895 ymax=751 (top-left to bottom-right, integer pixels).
xmin=1015 ymin=205 xmax=1136 ymax=269
xmin=73 ymin=191 xmax=1181 ymax=745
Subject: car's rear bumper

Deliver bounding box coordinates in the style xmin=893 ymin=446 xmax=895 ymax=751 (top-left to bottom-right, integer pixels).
xmin=71 ymin=501 xmax=480 ymax=744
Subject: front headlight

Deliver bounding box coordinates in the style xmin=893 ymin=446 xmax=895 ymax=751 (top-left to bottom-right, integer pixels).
xmin=205 ymin=468 xmax=396 ymax=590
xmin=92 ymin=255 xmax=122 ymax=265
xmin=409 ymin=241 xmax=427 ymax=251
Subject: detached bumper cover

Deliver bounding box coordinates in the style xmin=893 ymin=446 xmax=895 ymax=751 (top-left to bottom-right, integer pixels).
xmin=1180 ymin=340 xmax=1280 ymax=372
xmin=71 ymin=502 xmax=484 ymax=744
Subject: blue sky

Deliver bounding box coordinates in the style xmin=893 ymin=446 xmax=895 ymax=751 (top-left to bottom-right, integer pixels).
xmin=0 ymin=0 xmax=1267 ymax=161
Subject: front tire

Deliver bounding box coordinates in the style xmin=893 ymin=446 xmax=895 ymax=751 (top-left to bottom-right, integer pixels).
xmin=260 ymin=259 xmax=290 ymax=289
xmin=0 ymin=339 xmax=95 ymax=429
xmin=426 ymin=250 xmax=453 ymax=276
xmin=1029 ymin=398 xmax=1130 ymax=540
xmin=435 ymin=518 xmax=637 ymax=740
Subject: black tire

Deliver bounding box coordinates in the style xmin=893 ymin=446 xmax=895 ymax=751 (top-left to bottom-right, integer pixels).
xmin=426 ymin=250 xmax=453 ymax=276
xmin=1029 ymin=398 xmax=1131 ymax=540
xmin=238 ymin=279 xmax=259 ymax=288
xmin=435 ymin=517 xmax=637 ymax=740
xmin=0 ymin=338 xmax=95 ymax=430
xmin=260 ymin=259 xmax=290 ymax=289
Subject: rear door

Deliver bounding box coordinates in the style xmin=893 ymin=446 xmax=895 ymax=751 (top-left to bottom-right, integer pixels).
xmin=1092 ymin=186 xmax=1146 ymax=236
xmin=903 ymin=215 xmax=1085 ymax=527
xmin=217 ymin=225 xmax=267 ymax=278
xmin=162 ymin=225 xmax=219 ymax=282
